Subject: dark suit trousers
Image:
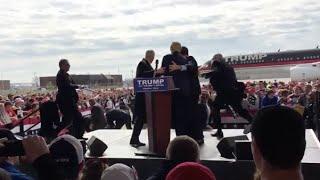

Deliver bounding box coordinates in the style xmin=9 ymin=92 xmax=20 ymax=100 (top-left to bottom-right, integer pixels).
xmin=212 ymin=92 xmax=253 ymax=132
xmin=57 ymin=100 xmax=85 ymax=138
xmin=189 ymin=96 xmax=204 ymax=140
xmin=131 ymin=93 xmax=145 ymax=139
xmin=172 ymin=92 xmax=194 ymax=137
xmin=131 ymin=116 xmax=144 ymax=139
xmin=107 ymin=113 xmax=132 ymax=129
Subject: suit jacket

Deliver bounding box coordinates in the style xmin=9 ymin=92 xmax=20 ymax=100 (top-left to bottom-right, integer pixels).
xmin=134 ymin=59 xmax=154 ymax=120
xmin=39 ymin=101 xmax=60 ymax=137
xmin=91 ymin=104 xmax=106 ymax=130
xmin=209 ymin=60 xmax=237 ymax=94
xmin=136 ymin=59 xmax=154 ymax=78
xmin=186 ymin=56 xmax=201 ymax=99
xmin=56 ymin=70 xmax=79 ymax=103
xmin=161 ymin=52 xmax=191 ymax=96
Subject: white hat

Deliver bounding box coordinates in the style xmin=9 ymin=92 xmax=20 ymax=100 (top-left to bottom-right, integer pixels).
xmin=49 ymin=135 xmax=84 ymax=179
xmin=15 ymin=98 xmax=24 ymax=104
xmin=101 ymin=163 xmax=138 ymax=180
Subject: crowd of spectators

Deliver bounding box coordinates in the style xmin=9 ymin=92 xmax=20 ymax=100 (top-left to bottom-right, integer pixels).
xmin=0 ymin=92 xmax=54 ymax=128
xmin=0 ymin=105 xmax=306 ymax=180
xmin=1 ymin=79 xmax=319 ymax=131
xmin=199 ymin=80 xmax=320 ymax=128
xmin=0 ymin=88 xmax=134 ymax=130
xmin=0 ymin=80 xmax=317 ymax=179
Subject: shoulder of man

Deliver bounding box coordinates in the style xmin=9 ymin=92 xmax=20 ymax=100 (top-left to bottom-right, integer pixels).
xmin=57 ymin=70 xmax=63 ymax=76
xmin=187 ymin=56 xmax=198 ymax=64
xmin=161 ymin=54 xmax=173 ymax=66
xmin=138 ymin=59 xmax=149 ymax=67
xmin=163 ymin=54 xmax=174 ymax=60
xmin=139 ymin=59 xmax=147 ymax=64
xmin=188 ymin=56 xmax=196 ymax=61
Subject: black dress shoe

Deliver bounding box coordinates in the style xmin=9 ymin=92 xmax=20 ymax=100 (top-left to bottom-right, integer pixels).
xmin=130 ymin=138 xmax=146 ymax=148
xmin=243 ymin=124 xmax=252 ymax=134
xmin=211 ymin=131 xmax=224 ymax=139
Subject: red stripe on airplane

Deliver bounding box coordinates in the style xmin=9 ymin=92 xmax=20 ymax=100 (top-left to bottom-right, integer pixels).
xmin=232 ymin=59 xmax=320 ymax=69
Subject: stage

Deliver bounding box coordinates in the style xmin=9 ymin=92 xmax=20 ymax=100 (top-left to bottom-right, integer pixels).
xmin=84 ymin=129 xmax=320 ymax=180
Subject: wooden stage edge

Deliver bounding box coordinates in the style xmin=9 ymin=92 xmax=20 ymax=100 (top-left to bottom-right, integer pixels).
xmin=84 ymin=129 xmax=320 ymax=180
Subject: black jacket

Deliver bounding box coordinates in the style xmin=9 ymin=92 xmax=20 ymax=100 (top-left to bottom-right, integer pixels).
xmin=208 ymin=60 xmax=237 ymax=93
xmin=33 ymin=153 xmax=63 ymax=180
xmin=136 ymin=59 xmax=154 ymax=78
xmin=161 ymin=52 xmax=191 ymax=96
xmin=186 ymin=56 xmax=201 ymax=99
xmin=134 ymin=59 xmax=154 ymax=119
xmin=90 ymin=104 xmax=107 ymax=130
xmin=39 ymin=101 xmax=60 ymax=138
xmin=56 ymin=70 xmax=79 ymax=103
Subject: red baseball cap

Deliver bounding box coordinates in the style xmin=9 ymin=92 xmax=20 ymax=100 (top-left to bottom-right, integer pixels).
xmin=166 ymin=162 xmax=216 ymax=180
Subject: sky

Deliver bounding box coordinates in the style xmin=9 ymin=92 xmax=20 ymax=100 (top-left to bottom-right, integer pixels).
xmin=0 ymin=0 xmax=319 ymax=83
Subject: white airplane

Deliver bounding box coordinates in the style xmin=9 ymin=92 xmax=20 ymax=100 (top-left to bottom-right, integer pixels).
xmin=290 ymin=62 xmax=320 ymax=81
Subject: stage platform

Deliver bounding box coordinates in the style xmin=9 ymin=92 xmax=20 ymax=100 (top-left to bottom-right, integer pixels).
xmin=84 ymin=129 xmax=320 ymax=180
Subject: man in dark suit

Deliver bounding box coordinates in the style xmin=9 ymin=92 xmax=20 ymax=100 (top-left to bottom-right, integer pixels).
xmin=106 ymin=109 xmax=132 ymax=129
xmin=206 ymin=54 xmax=253 ymax=138
xmin=88 ymin=99 xmax=106 ymax=131
xmin=161 ymin=42 xmax=193 ymax=138
xmin=180 ymin=46 xmax=204 ymax=144
xmin=56 ymin=59 xmax=84 ymax=138
xmin=130 ymin=50 xmax=165 ymax=147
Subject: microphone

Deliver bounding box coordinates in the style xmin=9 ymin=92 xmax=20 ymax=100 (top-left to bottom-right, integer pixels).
xmin=155 ymin=59 xmax=159 ymax=71
xmin=154 ymin=59 xmax=159 ymax=77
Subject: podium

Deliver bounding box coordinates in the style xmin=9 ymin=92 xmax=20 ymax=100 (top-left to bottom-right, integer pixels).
xmin=133 ymin=76 xmax=176 ymax=156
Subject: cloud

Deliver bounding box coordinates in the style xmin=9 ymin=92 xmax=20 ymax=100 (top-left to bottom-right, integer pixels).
xmin=0 ymin=0 xmax=319 ymax=82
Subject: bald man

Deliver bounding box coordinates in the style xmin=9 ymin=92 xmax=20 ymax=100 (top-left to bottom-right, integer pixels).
xmin=56 ymin=59 xmax=85 ymax=138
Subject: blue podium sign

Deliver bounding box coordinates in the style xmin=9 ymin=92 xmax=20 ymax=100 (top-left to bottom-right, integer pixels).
xmin=134 ymin=77 xmax=169 ymax=93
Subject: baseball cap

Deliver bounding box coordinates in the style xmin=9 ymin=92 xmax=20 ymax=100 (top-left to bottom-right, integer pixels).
xmin=49 ymin=135 xmax=84 ymax=179
xmin=101 ymin=163 xmax=138 ymax=180
xmin=166 ymin=162 xmax=216 ymax=180
xmin=14 ymin=98 xmax=24 ymax=104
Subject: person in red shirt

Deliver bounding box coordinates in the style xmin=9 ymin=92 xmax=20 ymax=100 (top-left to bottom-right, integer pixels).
xmin=4 ymin=102 xmax=16 ymax=118
xmin=4 ymin=101 xmax=18 ymax=125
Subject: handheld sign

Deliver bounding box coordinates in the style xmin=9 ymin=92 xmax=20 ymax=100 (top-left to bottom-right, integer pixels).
xmin=134 ymin=77 xmax=171 ymax=93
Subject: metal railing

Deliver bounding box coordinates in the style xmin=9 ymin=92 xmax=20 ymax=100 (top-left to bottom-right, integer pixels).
xmin=13 ymin=108 xmax=40 ymax=136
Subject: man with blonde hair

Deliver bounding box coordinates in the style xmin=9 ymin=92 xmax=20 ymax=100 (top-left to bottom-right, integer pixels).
xmin=161 ymin=42 xmax=194 ymax=138
xmin=170 ymin=42 xmax=182 ymax=53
